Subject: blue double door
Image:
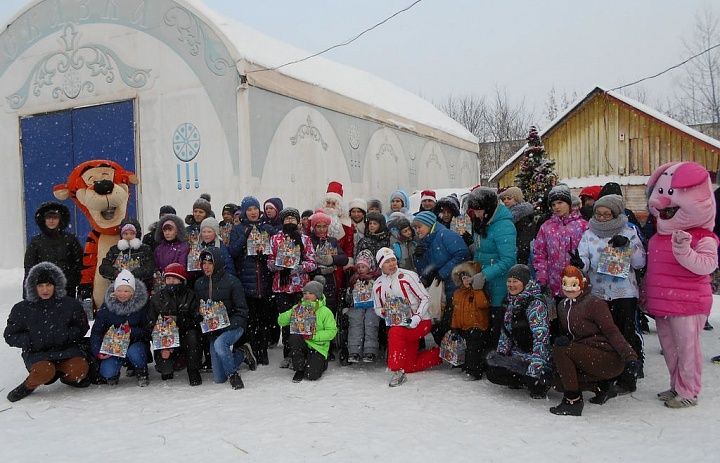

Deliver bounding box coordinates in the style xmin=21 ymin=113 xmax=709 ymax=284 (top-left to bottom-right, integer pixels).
xmin=21 ymin=100 xmax=137 ymax=245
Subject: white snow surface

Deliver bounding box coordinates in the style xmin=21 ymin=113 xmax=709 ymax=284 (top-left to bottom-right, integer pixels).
xmin=0 ymin=267 xmax=719 ymax=461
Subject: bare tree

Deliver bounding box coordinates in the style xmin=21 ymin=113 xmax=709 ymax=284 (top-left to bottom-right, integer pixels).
xmin=673 ymin=7 xmax=720 ymax=124
xmin=544 ymin=86 xmax=578 ymax=123
xmin=438 ymin=87 xmax=534 ymax=181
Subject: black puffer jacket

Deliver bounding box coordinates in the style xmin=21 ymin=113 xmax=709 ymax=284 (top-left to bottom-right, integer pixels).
xmin=99 ymin=218 xmax=155 ymax=282
xmin=24 ymin=202 xmax=83 ymax=297
xmin=5 ymin=262 xmax=89 ymax=368
xmin=148 ymin=284 xmax=200 ymax=333
xmin=193 ymin=247 xmax=249 ymax=333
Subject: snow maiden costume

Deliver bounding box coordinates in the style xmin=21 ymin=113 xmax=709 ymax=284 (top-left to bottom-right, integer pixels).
xmin=646 ymin=162 xmax=718 ymax=408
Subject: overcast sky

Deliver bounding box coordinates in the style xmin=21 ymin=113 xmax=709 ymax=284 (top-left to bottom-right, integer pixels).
xmin=1 ymin=0 xmax=718 ymax=126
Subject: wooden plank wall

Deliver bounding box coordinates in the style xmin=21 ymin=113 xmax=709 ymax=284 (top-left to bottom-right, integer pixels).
xmin=498 ymin=92 xmax=720 ymax=186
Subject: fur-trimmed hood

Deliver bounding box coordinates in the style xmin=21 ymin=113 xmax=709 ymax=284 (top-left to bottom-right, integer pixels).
xmin=25 ymin=262 xmax=67 ymax=302
xmin=154 ymin=214 xmax=188 ymax=243
xmin=509 ymin=201 xmax=535 ymax=223
xmin=103 ymin=279 xmax=148 ymax=316
xmin=34 ymin=202 xmax=71 ymax=234
xmin=451 ymin=261 xmax=482 ymax=287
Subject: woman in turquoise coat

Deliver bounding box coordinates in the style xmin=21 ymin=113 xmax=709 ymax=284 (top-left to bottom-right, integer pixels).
xmin=466 ymin=187 xmax=517 ymax=348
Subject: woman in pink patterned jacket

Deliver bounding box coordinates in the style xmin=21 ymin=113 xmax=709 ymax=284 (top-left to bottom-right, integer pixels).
xmin=267 ymin=207 xmax=317 ymax=366
xmin=532 ymin=185 xmax=588 ymax=298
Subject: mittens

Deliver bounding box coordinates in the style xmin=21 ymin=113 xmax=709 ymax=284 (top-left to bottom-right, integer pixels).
xmin=407 ymin=315 xmax=421 ymax=329
xmin=568 ymin=249 xmax=584 ymax=269
xmin=471 ymin=272 xmax=485 ymax=290
xmin=608 ymin=235 xmax=629 ymax=248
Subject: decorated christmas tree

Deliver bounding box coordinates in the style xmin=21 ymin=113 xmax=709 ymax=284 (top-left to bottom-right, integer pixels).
xmin=515 ymin=126 xmax=557 ymax=217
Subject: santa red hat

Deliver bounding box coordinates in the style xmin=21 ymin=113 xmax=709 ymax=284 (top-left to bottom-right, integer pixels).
xmin=325 ymin=181 xmax=344 ymax=204
xmin=420 ymin=190 xmax=436 ymax=202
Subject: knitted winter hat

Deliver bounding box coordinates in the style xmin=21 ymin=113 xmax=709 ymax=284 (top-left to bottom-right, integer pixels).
xmin=593 ymin=194 xmax=624 ymax=218
xmin=355 ymin=249 xmax=377 ymax=271
xmin=161 ymin=219 xmax=177 ymax=231
xmin=241 ymin=196 xmax=261 ymax=213
xmin=200 ymin=217 xmax=220 ymax=235
xmin=434 ymin=195 xmax=461 ymax=217
xmin=420 ymin=190 xmax=437 ymax=202
xmin=310 ymin=210 xmax=332 ymax=227
xmin=498 ymin=186 xmax=524 ymax=203
xmin=303 ymin=276 xmax=326 ymax=299
xmin=367 ymin=199 xmax=383 ymax=213
xmin=598 ymin=182 xmax=623 ymax=198
xmin=365 ymin=211 xmax=386 ymax=228
xmin=507 ymin=264 xmax=531 ymax=286
xmin=114 ymin=269 xmax=136 ymax=291
xmin=222 ymin=203 xmax=239 ymax=215
xmin=263 ymin=198 xmax=284 ymax=213
xmin=348 ymin=198 xmax=368 ymax=213
xmin=164 ymin=263 xmax=188 ymax=282
xmin=159 ymin=205 xmax=177 ymax=216
xmin=279 ymin=207 xmax=301 ymax=223
xmin=121 ymin=223 xmax=136 ymax=235
xmin=375 ymin=247 xmax=397 ymax=267
xmin=547 ymin=185 xmax=572 ymax=207
xmin=193 ymin=194 xmax=212 ymax=215
xmin=571 ymin=194 xmax=581 ymax=209
xmin=413 ymin=211 xmax=437 ymax=228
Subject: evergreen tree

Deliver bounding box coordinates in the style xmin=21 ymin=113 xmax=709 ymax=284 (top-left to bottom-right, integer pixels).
xmin=515 ymin=126 xmax=557 ymax=216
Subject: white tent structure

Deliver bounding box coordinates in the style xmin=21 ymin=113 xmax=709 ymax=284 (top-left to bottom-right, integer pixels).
xmin=0 ymin=0 xmax=478 ymax=265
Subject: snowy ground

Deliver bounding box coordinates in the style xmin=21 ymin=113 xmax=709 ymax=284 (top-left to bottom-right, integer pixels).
xmin=0 ymin=268 xmax=719 ymax=462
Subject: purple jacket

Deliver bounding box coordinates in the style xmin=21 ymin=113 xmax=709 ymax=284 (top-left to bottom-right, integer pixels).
xmin=532 ymin=211 xmax=588 ymax=296
xmin=154 ymin=240 xmax=190 ymax=272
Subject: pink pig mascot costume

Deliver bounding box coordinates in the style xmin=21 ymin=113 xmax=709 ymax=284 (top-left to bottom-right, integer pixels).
xmin=646 ymin=161 xmax=718 ymax=408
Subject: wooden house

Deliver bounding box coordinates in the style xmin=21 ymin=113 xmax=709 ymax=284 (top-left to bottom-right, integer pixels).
xmin=489 ymin=87 xmax=720 ymax=218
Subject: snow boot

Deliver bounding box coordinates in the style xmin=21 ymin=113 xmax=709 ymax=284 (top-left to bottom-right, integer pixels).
xmin=292 ymin=371 xmax=305 ymax=383
xmin=188 ymin=369 xmax=202 ymax=386
xmin=363 ymin=353 xmax=377 ymax=363
xmin=136 ymin=369 xmax=150 ymax=387
xmin=161 ymin=373 xmax=174 ymax=381
xmin=389 ymin=369 xmax=407 ymax=387
xmin=229 ymin=372 xmax=244 ymax=390
xmin=550 ymin=393 xmax=584 ymax=416
xmin=712 ymin=354 xmax=720 ymax=365
xmin=241 ymin=343 xmax=257 ymax=371
xmin=6 ymin=382 xmax=33 ymax=402
xmin=257 ymin=349 xmax=269 ymax=366
xmin=348 ymin=353 xmax=361 ymax=363
xmin=589 ymin=381 xmax=618 ymax=405
xmin=279 ymin=357 xmax=291 ymax=369
xmin=704 ymin=320 xmax=714 ymax=331
xmin=463 ymin=372 xmax=482 ymax=381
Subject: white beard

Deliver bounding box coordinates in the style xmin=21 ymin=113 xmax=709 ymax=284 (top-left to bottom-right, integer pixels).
xmin=323 ymin=206 xmax=345 ymax=239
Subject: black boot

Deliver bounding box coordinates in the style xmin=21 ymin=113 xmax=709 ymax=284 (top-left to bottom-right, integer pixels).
xmin=136 ymin=368 xmax=150 ymax=387
xmin=589 ymin=381 xmax=618 ymax=405
xmin=188 ymin=369 xmax=202 ymax=386
xmin=550 ymin=392 xmax=584 ymax=416
xmin=229 ymin=372 xmax=244 ymax=390
xmin=257 ymin=349 xmax=269 ymax=366
xmin=292 ymin=370 xmax=305 ymax=383
xmin=6 ymin=382 xmax=34 ymax=402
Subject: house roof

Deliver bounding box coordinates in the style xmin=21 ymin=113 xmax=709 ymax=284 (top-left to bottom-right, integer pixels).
xmin=488 ymin=86 xmax=720 ymax=182
xmin=190 ymin=1 xmax=479 ymax=148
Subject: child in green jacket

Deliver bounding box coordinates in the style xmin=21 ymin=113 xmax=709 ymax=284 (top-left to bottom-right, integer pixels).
xmin=278 ymin=277 xmax=337 ymax=382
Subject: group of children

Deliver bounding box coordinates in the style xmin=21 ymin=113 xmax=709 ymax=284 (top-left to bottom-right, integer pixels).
xmin=6 ymin=178 xmax=717 ymax=417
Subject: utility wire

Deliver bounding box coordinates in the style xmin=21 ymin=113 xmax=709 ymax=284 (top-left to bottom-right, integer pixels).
xmin=247 ymin=0 xmax=424 ymax=73
xmin=611 ymin=41 xmax=720 ymax=91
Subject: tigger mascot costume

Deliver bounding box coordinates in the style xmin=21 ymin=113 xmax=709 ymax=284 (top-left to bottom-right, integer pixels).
xmin=53 ymin=160 xmax=139 ymax=309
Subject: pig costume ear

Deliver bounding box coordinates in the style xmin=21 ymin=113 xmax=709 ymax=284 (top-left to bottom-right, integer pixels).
xmin=671 ymin=162 xmax=709 ymax=188
xmin=647 ymin=162 xmax=678 ymax=196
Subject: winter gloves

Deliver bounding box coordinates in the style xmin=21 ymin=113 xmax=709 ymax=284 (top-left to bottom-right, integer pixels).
xmin=624 ymin=359 xmax=641 ymax=378
xmin=471 ymin=272 xmax=485 ymax=290
xmin=413 ymin=242 xmax=427 ymax=257
xmin=408 ymin=315 xmax=422 ymax=329
xmin=568 ymin=249 xmax=584 ymax=270
xmin=608 ymin=235 xmax=629 ymax=248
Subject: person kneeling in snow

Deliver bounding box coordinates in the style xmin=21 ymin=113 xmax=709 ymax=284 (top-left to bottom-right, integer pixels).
xmin=373 ymin=247 xmax=441 ymax=387
xmin=90 ymin=269 xmax=151 ymax=387
xmin=278 ymin=277 xmax=337 ymax=383
xmin=485 ymin=265 xmax=551 ymax=398
xmin=550 ymin=265 xmax=640 ymax=416
xmin=4 ymin=262 xmax=90 ymax=402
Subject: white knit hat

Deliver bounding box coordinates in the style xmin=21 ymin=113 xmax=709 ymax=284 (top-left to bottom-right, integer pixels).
xmin=375 ymin=247 xmax=397 ymax=267
xmin=348 ymin=198 xmax=367 ymax=213
xmin=114 ymin=269 xmax=136 ymax=291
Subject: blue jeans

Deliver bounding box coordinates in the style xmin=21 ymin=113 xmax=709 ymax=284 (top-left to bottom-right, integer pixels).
xmin=99 ymin=342 xmax=147 ymax=379
xmin=209 ymin=327 xmax=245 ymax=383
